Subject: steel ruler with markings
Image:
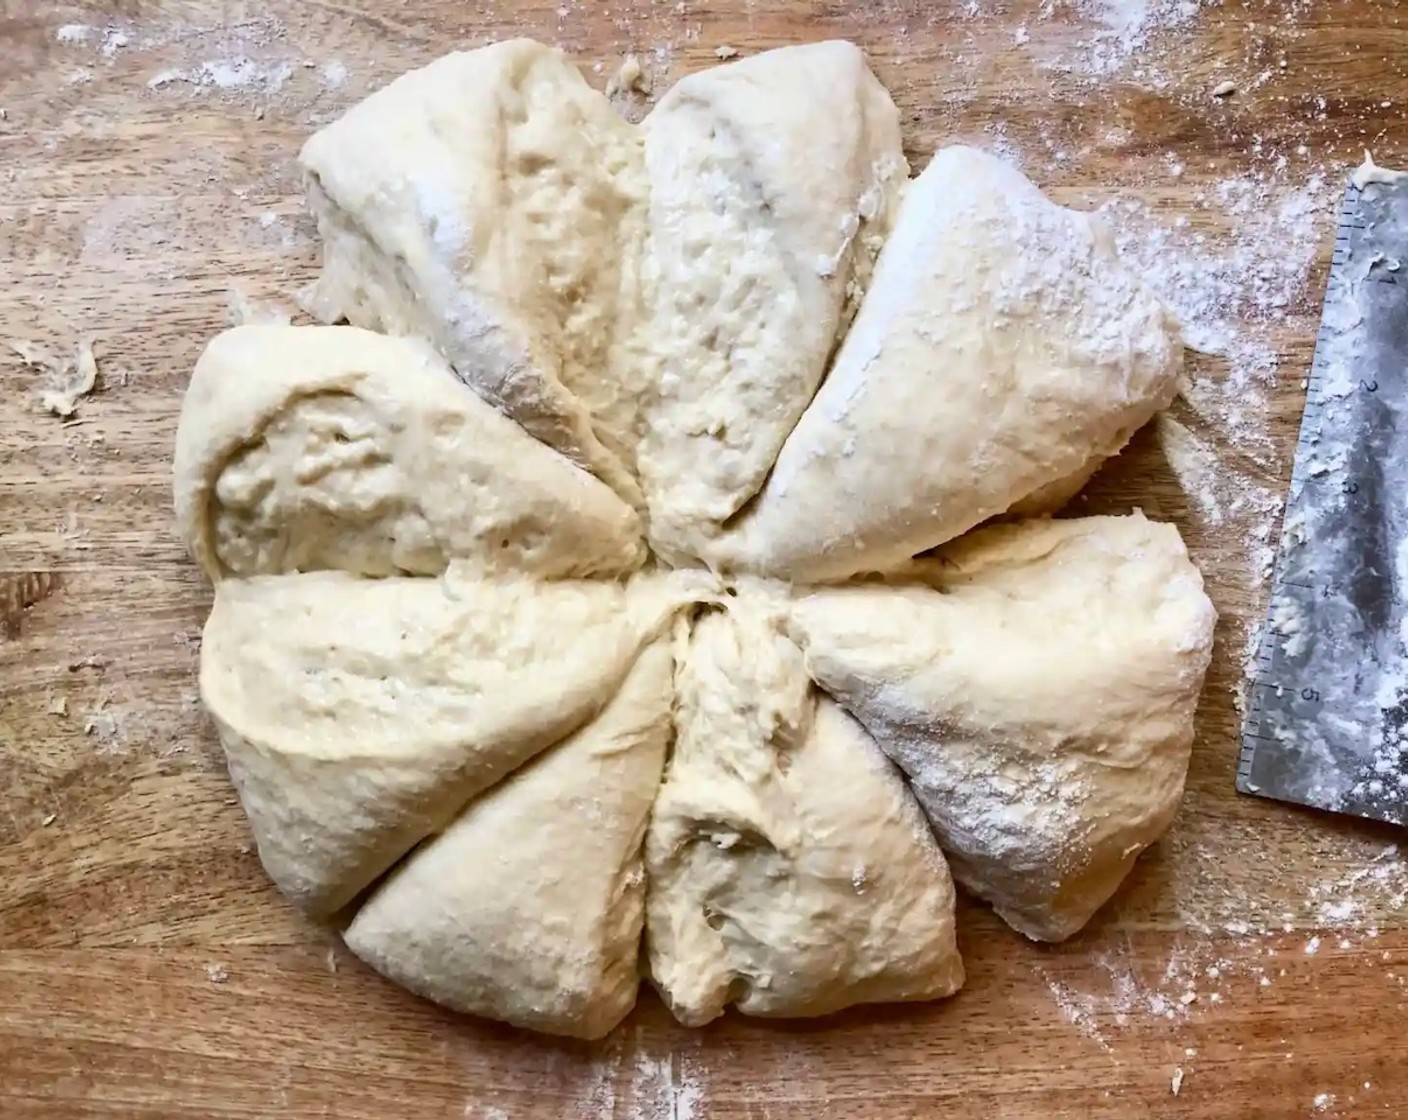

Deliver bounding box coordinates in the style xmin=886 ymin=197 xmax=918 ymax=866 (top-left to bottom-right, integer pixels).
xmin=1239 ymin=170 xmax=1408 ymax=827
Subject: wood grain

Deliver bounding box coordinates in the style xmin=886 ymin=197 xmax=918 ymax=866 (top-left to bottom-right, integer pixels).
xmin=4 ymin=1 xmax=1408 ymax=1116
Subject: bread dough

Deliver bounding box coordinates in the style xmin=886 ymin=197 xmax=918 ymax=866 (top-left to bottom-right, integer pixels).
xmin=201 ymin=570 xmax=690 ymax=915
xmin=300 ymin=41 xmax=648 ymax=506
xmin=646 ymin=598 xmax=963 ymax=1025
xmin=345 ymin=642 xmax=673 ymax=1039
xmin=175 ymin=39 xmax=1217 ymax=1036
xmin=174 ymin=325 xmax=645 ymax=581
xmin=789 ymin=514 xmax=1217 ymax=941
xmin=636 ymin=41 xmax=907 ymax=564
xmin=717 ymin=146 xmax=1184 ymax=582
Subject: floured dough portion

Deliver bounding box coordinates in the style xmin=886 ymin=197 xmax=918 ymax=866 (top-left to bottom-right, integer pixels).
xmin=646 ymin=597 xmax=963 ymax=1026
xmin=202 ymin=570 xmax=692 ymax=916
xmin=636 ymin=41 xmax=908 ymax=565
xmin=345 ymin=642 xmax=673 ymax=1039
xmin=789 ymin=514 xmax=1217 ymax=942
xmin=299 ymin=40 xmax=648 ymax=504
xmin=719 ymin=146 xmax=1184 ymax=582
xmin=173 ymin=38 xmax=1220 ymax=1037
xmin=174 ymin=325 xmax=645 ymax=581
xmin=1006 ymin=456 xmax=1109 ymax=519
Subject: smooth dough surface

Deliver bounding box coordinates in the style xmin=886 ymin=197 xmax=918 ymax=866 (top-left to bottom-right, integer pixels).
xmin=646 ymin=597 xmax=963 ymax=1026
xmin=789 ymin=514 xmax=1217 ymax=941
xmin=345 ymin=642 xmax=673 ymax=1039
xmin=173 ymin=325 xmax=645 ymax=581
xmin=716 ymin=145 xmax=1184 ymax=582
xmin=202 ymin=570 xmax=692 ymax=916
xmin=299 ymin=40 xmax=648 ymax=505
xmin=635 ymin=41 xmax=908 ymax=564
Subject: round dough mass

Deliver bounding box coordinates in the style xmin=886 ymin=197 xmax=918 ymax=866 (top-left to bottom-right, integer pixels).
xmin=174 ymin=39 xmax=1217 ymax=1039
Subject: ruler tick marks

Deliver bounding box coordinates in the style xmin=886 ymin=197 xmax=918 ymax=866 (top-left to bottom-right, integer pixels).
xmin=1238 ymin=176 xmax=1408 ymax=828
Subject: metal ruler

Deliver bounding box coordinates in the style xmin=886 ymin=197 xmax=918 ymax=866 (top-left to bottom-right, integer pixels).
xmin=1239 ymin=173 xmax=1408 ymax=827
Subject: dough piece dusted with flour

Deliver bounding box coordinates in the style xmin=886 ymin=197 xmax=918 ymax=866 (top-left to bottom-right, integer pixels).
xmin=646 ymin=598 xmax=963 ymax=1026
xmin=174 ymin=37 xmax=1222 ymax=1036
xmin=719 ymin=146 xmax=1184 ymax=582
xmin=299 ymin=41 xmax=648 ymax=504
xmin=345 ymin=642 xmax=672 ymax=1039
xmin=790 ymin=514 xmax=1216 ymax=941
xmin=174 ymin=325 xmax=645 ymax=582
xmin=636 ymin=41 xmax=908 ymax=564
xmin=201 ymin=571 xmax=691 ymax=916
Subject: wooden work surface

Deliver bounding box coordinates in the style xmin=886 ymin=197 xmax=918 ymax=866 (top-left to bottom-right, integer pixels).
xmin=4 ymin=2 xmax=1408 ymax=1117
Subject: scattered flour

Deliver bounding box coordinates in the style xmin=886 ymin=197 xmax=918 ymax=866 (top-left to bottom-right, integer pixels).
xmin=55 ymin=22 xmax=132 ymax=58
xmin=982 ymin=120 xmax=1025 ymax=168
xmin=1055 ymin=0 xmax=1317 ymax=88
xmin=322 ymin=60 xmax=349 ymax=89
xmin=47 ymin=14 xmax=310 ymax=109
xmin=1159 ymin=416 xmax=1227 ymax=525
xmin=629 ymin=1052 xmax=705 ymax=1120
xmin=1070 ymin=0 xmax=1206 ymax=80
xmin=1038 ymin=942 xmax=1219 ymax=1049
xmin=149 ymin=58 xmax=294 ymax=93
xmin=100 ymin=28 xmax=129 ymax=58
xmin=567 ymin=1049 xmax=620 ymax=1120
xmin=1308 ymin=844 xmax=1408 ymax=928
xmin=1106 ymin=168 xmax=1331 ymax=401
xmin=1093 ymin=159 xmax=1333 ymax=662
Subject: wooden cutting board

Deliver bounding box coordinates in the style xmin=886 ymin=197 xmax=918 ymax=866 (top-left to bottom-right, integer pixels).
xmin=4 ymin=2 xmax=1408 ymax=1117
